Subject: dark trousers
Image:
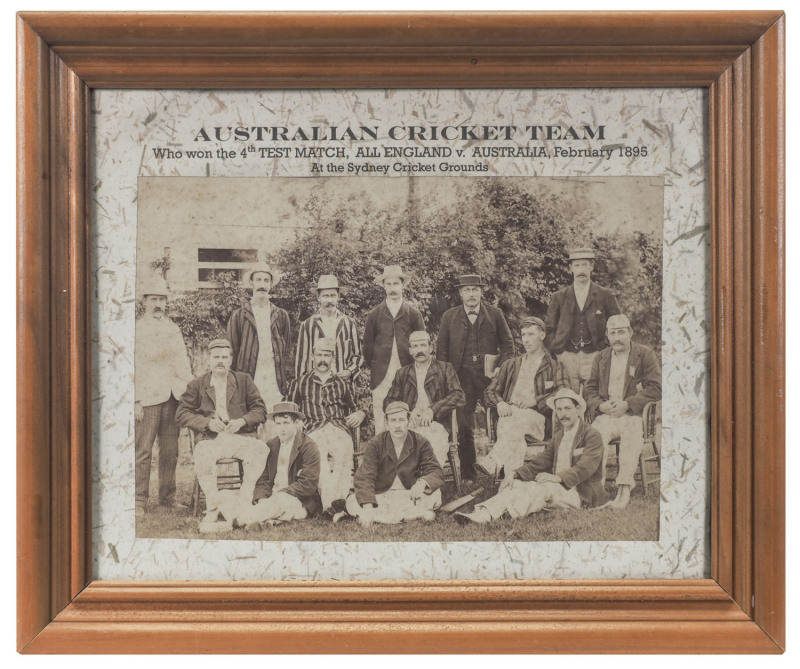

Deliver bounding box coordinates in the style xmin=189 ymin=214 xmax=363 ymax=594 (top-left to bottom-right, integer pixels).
xmin=135 ymin=395 xmax=179 ymax=504
xmin=455 ymin=364 xmax=491 ymax=480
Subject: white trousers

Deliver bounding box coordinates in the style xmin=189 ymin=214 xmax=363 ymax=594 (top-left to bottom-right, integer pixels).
xmin=193 ymin=433 xmax=268 ymax=516
xmin=558 ymin=350 xmax=598 ymax=395
xmin=477 ymin=480 xmax=580 ymax=519
xmin=592 ymin=413 xmax=643 ymax=488
xmin=307 ymin=423 xmax=354 ymax=508
xmin=346 ymin=488 xmax=442 ymax=524
xmin=485 ymin=407 xmax=546 ymax=475
xmin=234 ymin=491 xmax=307 ymax=525
xmin=411 ymin=423 xmax=450 ymax=468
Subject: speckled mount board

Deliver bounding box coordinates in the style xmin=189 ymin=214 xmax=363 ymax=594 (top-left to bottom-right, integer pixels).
xmin=92 ymin=88 xmax=708 ymax=581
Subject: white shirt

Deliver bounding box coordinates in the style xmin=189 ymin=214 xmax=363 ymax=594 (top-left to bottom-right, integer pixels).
xmin=608 ymin=348 xmax=630 ymax=401
xmin=386 ymin=296 xmax=403 ymax=319
xmin=389 ymin=436 xmax=406 ymax=490
xmin=135 ymin=314 xmax=193 ymax=406
xmin=274 ymin=440 xmax=292 ymax=490
xmin=463 ymin=304 xmax=480 ymax=324
xmin=414 ymin=359 xmax=432 ymax=411
xmin=573 ymin=282 xmax=590 ymax=312
xmin=210 ymin=373 xmax=229 ymax=421
xmin=555 ymin=423 xmax=580 ymax=475
xmin=251 ymin=299 xmax=281 ymax=407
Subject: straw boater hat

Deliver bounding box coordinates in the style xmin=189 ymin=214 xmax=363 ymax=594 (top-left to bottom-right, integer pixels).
xmin=374 ymin=264 xmax=410 ymax=285
xmin=546 ymin=387 xmax=587 ymax=415
xmin=245 ymin=262 xmax=281 ymax=285
xmin=520 ymin=316 xmax=546 ymax=332
xmin=384 ymin=401 xmax=410 ymax=416
xmin=567 ymin=247 xmax=596 ymax=262
xmin=313 ymin=337 xmax=336 ymax=353
xmin=207 ymin=338 xmax=232 ymax=351
xmin=315 ymin=275 xmax=340 ymax=293
xmin=267 ymin=401 xmax=306 ymax=422
xmin=140 ymin=275 xmax=170 ymax=297
xmin=457 ymin=274 xmax=486 ymax=288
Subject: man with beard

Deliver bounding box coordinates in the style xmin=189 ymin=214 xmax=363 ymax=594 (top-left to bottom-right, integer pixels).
xmin=454 ymin=388 xmax=607 ymax=524
xmin=479 ymin=317 xmax=569 ymax=478
xmin=545 ymin=247 xmax=621 ymax=394
xmin=383 ymin=330 xmax=465 ymax=467
xmin=436 ymin=274 xmax=515 ymax=481
xmin=285 ymin=338 xmax=365 ymax=515
xmin=226 ymin=262 xmax=291 ymax=441
xmin=176 ymin=339 xmax=268 ymax=533
xmin=363 ymin=265 xmax=425 ymax=433
xmin=584 ymin=314 xmax=662 ymax=509
xmin=295 ymin=275 xmax=363 ymax=383
xmin=134 ymin=275 xmax=193 ymax=514
xmin=346 ymin=401 xmax=445 ymax=526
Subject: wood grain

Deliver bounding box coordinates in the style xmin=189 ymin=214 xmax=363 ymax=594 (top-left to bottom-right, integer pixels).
xmin=16 ymin=11 xmax=785 ymax=654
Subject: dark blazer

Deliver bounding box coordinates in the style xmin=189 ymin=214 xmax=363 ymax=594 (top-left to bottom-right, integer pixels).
xmin=354 ymin=430 xmax=445 ymax=506
xmin=584 ymin=342 xmax=662 ymax=417
xmin=363 ymin=300 xmax=425 ymax=389
xmin=436 ymin=303 xmax=515 ymax=375
xmin=226 ymin=301 xmax=292 ymax=394
xmin=514 ymin=420 xmax=607 ymax=508
xmin=484 ymin=351 xmax=568 ymax=414
xmin=252 ymin=431 xmax=322 ymax=516
xmin=176 ymin=370 xmax=267 ymax=442
xmin=383 ymin=358 xmax=465 ymax=424
xmin=544 ymin=281 xmax=620 ymax=354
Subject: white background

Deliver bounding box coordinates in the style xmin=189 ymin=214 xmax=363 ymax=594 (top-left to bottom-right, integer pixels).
xmin=6 ymin=0 xmax=795 ymax=665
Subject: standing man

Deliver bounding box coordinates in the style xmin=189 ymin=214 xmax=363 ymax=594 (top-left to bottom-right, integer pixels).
xmin=480 ymin=316 xmax=569 ymax=477
xmin=135 ymin=275 xmax=193 ymax=514
xmin=584 ymin=314 xmax=661 ymax=509
xmin=295 ymin=274 xmax=363 ymax=383
xmin=363 ymin=265 xmax=425 ymax=433
xmin=226 ymin=262 xmax=291 ymax=440
xmin=285 ymin=338 xmax=365 ymax=515
xmin=436 ymin=274 xmax=515 ymax=481
xmin=176 ymin=339 xmax=268 ymax=532
xmin=544 ymin=247 xmax=621 ymax=394
xmin=383 ymin=330 xmax=465 ymax=467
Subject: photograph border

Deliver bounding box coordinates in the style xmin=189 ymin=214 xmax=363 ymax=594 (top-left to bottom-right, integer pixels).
xmin=16 ymin=11 xmax=785 ymax=653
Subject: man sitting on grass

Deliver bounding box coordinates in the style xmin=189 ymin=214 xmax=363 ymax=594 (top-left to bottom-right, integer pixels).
xmin=345 ymin=401 xmax=445 ymax=526
xmin=232 ymin=401 xmax=321 ymax=531
xmin=454 ymin=388 xmax=606 ymax=524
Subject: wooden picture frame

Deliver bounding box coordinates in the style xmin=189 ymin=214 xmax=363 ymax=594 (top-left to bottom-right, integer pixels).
xmin=16 ymin=11 xmax=785 ymax=653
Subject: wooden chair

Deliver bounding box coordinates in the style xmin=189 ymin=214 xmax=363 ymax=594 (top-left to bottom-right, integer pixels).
xmin=602 ymin=400 xmax=662 ymax=493
xmin=188 ymin=429 xmax=245 ymax=517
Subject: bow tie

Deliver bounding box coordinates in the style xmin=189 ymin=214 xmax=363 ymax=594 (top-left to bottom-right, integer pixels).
xmin=467 ymin=311 xmax=478 ymax=316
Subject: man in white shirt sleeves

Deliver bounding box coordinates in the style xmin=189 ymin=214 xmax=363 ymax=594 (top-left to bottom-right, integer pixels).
xmin=134 ymin=275 xmax=193 ymax=514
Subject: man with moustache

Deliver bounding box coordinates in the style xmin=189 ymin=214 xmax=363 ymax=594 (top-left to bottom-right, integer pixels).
xmin=346 ymin=402 xmax=445 ymax=526
xmin=545 ymin=247 xmax=621 ymax=394
xmin=584 ymin=314 xmax=661 ymax=509
xmin=295 ymin=275 xmax=363 ymax=383
xmin=363 ymin=265 xmax=425 ymax=433
xmin=285 ymin=338 xmax=365 ymax=515
xmin=134 ymin=275 xmax=193 ymax=514
xmin=479 ymin=317 xmax=569 ymax=478
xmin=436 ymin=274 xmax=515 ymax=481
xmin=176 ymin=338 xmax=268 ymax=532
xmin=232 ymin=402 xmax=321 ymax=530
xmin=454 ymin=388 xmax=607 ymax=524
xmin=383 ymin=330 xmax=465 ymax=467
xmin=226 ymin=263 xmax=291 ymax=440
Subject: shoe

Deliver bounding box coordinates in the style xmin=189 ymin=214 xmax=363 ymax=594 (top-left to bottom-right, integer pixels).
xmin=202 ymin=509 xmax=221 ymax=523
xmin=419 ymin=510 xmax=436 ymax=522
xmin=323 ymin=498 xmax=347 ymax=518
xmin=454 ymin=510 xmax=490 ymax=525
xmin=453 ymin=512 xmax=474 ymax=526
xmin=160 ymin=500 xmax=189 ymax=511
xmin=475 ymin=457 xmax=497 ymax=477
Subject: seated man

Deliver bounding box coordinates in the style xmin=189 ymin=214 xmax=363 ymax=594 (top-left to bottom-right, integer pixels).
xmin=285 ymin=337 xmax=365 ymax=515
xmin=584 ymin=314 xmax=662 ymax=509
xmin=383 ymin=330 xmax=465 ymax=467
xmin=346 ymin=402 xmax=445 ymax=525
xmin=479 ymin=316 xmax=568 ymax=477
xmin=176 ymin=338 xmax=268 ymax=533
xmin=455 ymin=388 xmax=606 ymax=524
xmin=233 ymin=401 xmax=321 ymax=530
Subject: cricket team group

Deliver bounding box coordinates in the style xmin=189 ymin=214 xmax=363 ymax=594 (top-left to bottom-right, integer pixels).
xmin=135 ymin=247 xmax=662 ymax=533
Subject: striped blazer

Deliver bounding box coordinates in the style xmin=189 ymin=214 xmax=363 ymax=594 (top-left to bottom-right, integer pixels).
xmin=484 ymin=351 xmax=569 ymax=414
xmin=294 ymin=309 xmax=363 ymax=381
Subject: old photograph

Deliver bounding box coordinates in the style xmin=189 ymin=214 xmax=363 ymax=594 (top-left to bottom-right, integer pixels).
xmin=134 ymin=175 xmax=663 ymax=542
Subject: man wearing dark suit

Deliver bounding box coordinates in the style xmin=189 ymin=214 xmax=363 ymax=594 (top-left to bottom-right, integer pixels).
xmin=455 ymin=388 xmax=607 ymax=524
xmin=544 ymin=247 xmax=621 ymax=394
xmin=436 ymin=274 xmax=515 ymax=480
xmin=233 ymin=401 xmax=321 ymax=529
xmin=176 ymin=338 xmax=268 ymax=532
xmin=584 ymin=314 xmax=662 ymax=509
xmin=346 ymin=401 xmax=445 ymax=526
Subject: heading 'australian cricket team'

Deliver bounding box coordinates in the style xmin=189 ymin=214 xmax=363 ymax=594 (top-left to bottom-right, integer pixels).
xmin=135 ymin=247 xmax=662 ymax=533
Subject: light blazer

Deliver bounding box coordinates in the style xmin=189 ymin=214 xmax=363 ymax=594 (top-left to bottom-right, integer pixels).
xmin=363 ymin=299 xmax=425 ymax=389
xmin=252 ymin=431 xmax=321 ymax=516
xmin=514 ymin=419 xmax=607 ymax=508
xmin=383 ymin=358 xmax=465 ymax=426
xmin=176 ymin=370 xmax=267 ymax=442
xmin=436 ymin=302 xmax=515 ymax=375
xmin=584 ymin=341 xmax=662 ymax=417
xmin=544 ymin=281 xmax=620 ymax=354
xmin=354 ymin=430 xmax=445 ymax=506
